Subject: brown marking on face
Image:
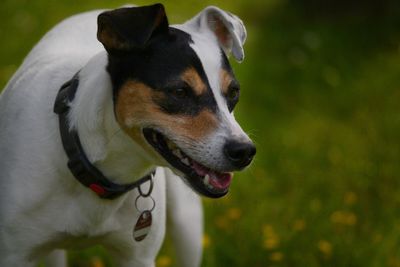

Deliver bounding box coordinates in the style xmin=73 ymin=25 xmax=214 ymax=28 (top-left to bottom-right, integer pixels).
xmin=181 ymin=67 xmax=207 ymax=95
xmin=115 ymin=80 xmax=219 ymax=152
xmin=220 ymin=69 xmax=234 ymax=95
xmin=167 ymin=109 xmax=218 ymax=140
xmin=114 ymin=81 xmax=161 ymax=157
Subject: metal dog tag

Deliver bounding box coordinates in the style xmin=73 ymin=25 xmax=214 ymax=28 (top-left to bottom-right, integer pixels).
xmin=133 ymin=175 xmax=155 ymax=242
xmin=133 ymin=210 xmax=152 ymax=241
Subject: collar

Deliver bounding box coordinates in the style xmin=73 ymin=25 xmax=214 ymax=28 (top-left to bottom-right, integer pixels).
xmin=53 ymin=72 xmax=153 ymax=199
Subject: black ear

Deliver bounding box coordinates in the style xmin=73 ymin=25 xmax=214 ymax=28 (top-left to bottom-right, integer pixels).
xmin=97 ymin=4 xmax=169 ymax=54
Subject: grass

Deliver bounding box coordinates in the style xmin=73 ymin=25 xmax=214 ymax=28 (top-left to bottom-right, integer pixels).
xmin=1 ymin=0 xmax=400 ymax=266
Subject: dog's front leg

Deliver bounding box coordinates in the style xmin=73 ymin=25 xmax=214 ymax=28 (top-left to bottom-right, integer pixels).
xmin=165 ymin=168 xmax=203 ymax=267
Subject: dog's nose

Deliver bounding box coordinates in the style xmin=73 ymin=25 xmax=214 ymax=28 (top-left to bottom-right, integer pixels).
xmin=224 ymin=140 xmax=256 ymax=169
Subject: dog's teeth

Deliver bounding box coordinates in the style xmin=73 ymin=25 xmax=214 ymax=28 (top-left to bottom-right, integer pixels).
xmin=172 ymin=149 xmax=183 ymax=159
xmin=204 ymin=174 xmax=214 ymax=189
xmin=167 ymin=140 xmax=177 ymax=150
xmin=152 ymin=133 xmax=157 ymax=142
xmin=175 ymin=149 xmax=183 ymax=158
xmin=181 ymin=157 xmax=190 ymax=166
xmin=204 ymin=174 xmax=210 ymax=184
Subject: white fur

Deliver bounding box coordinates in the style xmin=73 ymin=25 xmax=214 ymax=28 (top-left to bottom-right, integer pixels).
xmin=0 ymin=9 xmax=203 ymax=267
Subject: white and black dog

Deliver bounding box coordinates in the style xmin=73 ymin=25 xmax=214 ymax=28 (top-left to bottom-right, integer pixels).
xmin=0 ymin=4 xmax=255 ymax=267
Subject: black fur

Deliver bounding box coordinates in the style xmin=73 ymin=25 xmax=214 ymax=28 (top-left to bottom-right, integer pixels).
xmin=106 ymin=27 xmax=219 ymax=116
xmin=100 ymin=5 xmax=239 ymax=117
xmin=97 ymin=4 xmax=169 ymax=54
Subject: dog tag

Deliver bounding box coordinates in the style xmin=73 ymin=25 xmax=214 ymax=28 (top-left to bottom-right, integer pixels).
xmin=133 ymin=210 xmax=152 ymax=241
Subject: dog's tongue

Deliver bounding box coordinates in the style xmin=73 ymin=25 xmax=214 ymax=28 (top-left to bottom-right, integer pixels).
xmin=209 ymin=172 xmax=232 ymax=189
xmin=192 ymin=161 xmax=233 ymax=190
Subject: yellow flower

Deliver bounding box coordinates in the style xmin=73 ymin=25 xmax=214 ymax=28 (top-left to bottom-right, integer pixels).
xmin=263 ymin=237 xmax=280 ymax=250
xmin=262 ymin=224 xmax=275 ymax=237
xmin=270 ymin=252 xmax=284 ymax=262
xmin=262 ymin=224 xmax=280 ymax=250
xmin=227 ymin=208 xmax=242 ymax=220
xmin=344 ymin=192 xmax=357 ymax=205
xmin=330 ymin=211 xmax=357 ymax=226
xmin=292 ymin=219 xmax=306 ymax=231
xmin=318 ymin=240 xmax=332 ymax=258
xmin=157 ymin=256 xmax=172 ymax=267
xmin=345 ymin=213 xmax=357 ymax=225
xmin=202 ymin=233 xmax=211 ymax=249
xmin=90 ymin=257 xmax=105 ymax=267
xmin=330 ymin=211 xmax=344 ymax=224
xmin=387 ymin=256 xmax=400 ymax=267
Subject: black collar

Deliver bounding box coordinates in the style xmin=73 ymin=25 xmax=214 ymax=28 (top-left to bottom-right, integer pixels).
xmin=53 ymin=73 xmax=153 ymax=199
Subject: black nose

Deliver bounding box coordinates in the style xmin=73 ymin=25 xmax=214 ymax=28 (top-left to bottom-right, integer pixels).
xmin=224 ymin=140 xmax=256 ymax=169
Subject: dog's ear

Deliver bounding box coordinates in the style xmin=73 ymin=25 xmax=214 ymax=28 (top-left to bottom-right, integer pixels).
xmin=97 ymin=4 xmax=169 ymax=54
xmin=185 ymin=6 xmax=247 ymax=62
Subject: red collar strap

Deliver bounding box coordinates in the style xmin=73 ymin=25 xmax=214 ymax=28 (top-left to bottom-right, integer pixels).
xmin=54 ymin=72 xmax=154 ymax=199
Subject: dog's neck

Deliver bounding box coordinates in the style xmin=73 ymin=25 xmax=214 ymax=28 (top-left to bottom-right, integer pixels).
xmin=67 ymin=52 xmax=156 ymax=185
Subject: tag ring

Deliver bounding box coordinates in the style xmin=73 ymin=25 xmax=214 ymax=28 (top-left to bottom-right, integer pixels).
xmin=138 ymin=176 xmax=154 ymax=197
xmin=135 ymin=195 xmax=156 ymax=212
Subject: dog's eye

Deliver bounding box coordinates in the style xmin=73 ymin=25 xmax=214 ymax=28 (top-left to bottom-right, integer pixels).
xmin=226 ymin=83 xmax=240 ymax=112
xmin=168 ymin=87 xmax=188 ymax=99
xmin=227 ymin=86 xmax=240 ymax=101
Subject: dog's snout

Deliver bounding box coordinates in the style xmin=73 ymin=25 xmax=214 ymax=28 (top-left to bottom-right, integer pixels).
xmin=224 ymin=140 xmax=256 ymax=169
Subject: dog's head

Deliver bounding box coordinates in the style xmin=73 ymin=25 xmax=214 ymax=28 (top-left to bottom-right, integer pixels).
xmin=97 ymin=4 xmax=255 ymax=198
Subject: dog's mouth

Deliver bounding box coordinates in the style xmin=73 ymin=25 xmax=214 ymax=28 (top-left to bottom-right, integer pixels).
xmin=143 ymin=128 xmax=232 ymax=198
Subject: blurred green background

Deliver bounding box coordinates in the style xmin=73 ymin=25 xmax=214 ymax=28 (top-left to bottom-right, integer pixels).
xmin=1 ymin=0 xmax=400 ymax=266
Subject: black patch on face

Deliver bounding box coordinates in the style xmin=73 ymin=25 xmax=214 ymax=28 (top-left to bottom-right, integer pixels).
xmin=220 ymin=50 xmax=240 ymax=112
xmin=106 ymin=27 xmax=219 ymax=116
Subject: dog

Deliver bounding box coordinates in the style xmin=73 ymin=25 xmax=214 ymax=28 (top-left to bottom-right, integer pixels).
xmin=0 ymin=3 xmax=255 ymax=267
